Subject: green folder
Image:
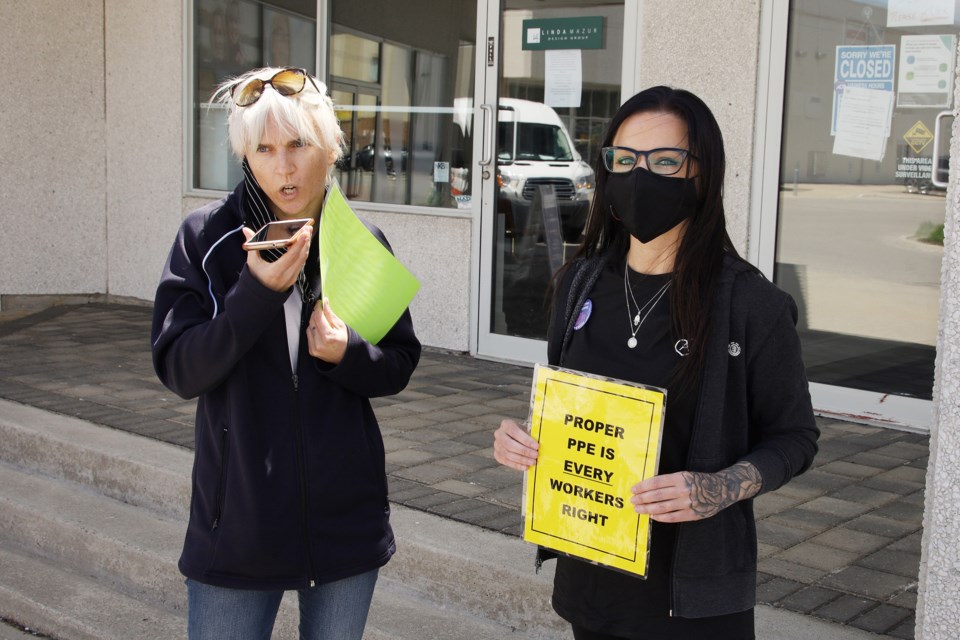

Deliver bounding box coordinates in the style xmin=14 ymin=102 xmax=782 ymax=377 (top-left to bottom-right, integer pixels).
xmin=318 ymin=180 xmax=420 ymax=344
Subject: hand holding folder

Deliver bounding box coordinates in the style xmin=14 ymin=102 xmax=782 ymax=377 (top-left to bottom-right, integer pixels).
xmin=317 ymin=180 xmax=421 ymax=345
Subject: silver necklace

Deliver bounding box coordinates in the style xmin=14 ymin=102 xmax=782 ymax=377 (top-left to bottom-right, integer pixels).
xmin=624 ymin=263 xmax=671 ymax=349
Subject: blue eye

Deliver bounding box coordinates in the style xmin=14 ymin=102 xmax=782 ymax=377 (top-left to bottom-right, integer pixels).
xmin=653 ymin=157 xmax=680 ymax=167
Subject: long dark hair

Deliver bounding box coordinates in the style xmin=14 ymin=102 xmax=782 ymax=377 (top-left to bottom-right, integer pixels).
xmin=561 ymin=86 xmax=740 ymax=394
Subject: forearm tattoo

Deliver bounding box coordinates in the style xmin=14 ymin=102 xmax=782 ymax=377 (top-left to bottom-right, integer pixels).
xmin=682 ymin=462 xmax=762 ymax=519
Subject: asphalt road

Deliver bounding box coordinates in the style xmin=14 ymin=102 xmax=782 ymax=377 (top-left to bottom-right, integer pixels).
xmin=775 ymin=184 xmax=945 ymax=346
xmin=777 ymin=184 xmax=944 ymax=287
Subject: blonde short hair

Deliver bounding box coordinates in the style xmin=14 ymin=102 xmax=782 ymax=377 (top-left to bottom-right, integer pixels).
xmin=213 ymin=67 xmax=344 ymax=168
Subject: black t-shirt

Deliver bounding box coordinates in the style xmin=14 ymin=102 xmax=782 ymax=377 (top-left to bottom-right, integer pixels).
xmin=550 ymin=260 xmax=753 ymax=639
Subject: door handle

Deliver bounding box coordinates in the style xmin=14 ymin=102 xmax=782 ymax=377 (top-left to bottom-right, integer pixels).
xmin=479 ymin=103 xmax=494 ymax=167
xmin=932 ymin=110 xmax=952 ymax=189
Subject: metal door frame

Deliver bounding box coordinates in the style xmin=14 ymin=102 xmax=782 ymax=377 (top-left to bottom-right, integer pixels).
xmin=471 ymin=0 xmax=641 ymax=364
xmin=749 ymin=0 xmax=934 ymax=432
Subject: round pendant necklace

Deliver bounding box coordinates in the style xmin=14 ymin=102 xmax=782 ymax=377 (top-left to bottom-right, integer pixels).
xmin=624 ymin=263 xmax=671 ymax=349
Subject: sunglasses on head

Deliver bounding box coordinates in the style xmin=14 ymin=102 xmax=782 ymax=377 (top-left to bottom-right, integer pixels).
xmin=231 ymin=68 xmax=319 ymax=107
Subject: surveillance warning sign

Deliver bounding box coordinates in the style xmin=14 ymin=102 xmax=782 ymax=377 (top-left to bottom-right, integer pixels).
xmin=522 ymin=365 xmax=665 ymax=577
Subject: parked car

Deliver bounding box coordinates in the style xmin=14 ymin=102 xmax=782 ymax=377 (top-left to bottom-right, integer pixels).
xmin=337 ymin=143 xmax=408 ymax=175
xmin=356 ymin=143 xmax=407 ymax=174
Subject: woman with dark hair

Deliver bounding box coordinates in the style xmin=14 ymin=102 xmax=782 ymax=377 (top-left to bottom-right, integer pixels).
xmin=493 ymin=86 xmax=819 ymax=639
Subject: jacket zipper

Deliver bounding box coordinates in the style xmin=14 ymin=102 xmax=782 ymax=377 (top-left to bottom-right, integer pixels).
xmin=212 ymin=426 xmax=229 ymax=530
xmin=295 ymin=292 xmax=319 ymax=586
xmin=292 ymin=368 xmax=317 ymax=587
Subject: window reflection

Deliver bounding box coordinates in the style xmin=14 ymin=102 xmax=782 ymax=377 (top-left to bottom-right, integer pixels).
xmin=191 ymin=0 xmax=477 ymax=207
xmin=491 ymin=1 xmax=624 ymax=341
xmin=193 ymin=0 xmax=316 ymax=191
xmin=776 ymin=0 xmax=953 ymax=399
xmin=330 ymin=32 xmax=380 ymax=84
xmin=330 ymin=0 xmax=477 ymax=209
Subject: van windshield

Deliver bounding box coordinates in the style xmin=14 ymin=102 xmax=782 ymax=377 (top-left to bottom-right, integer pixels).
xmin=498 ymin=122 xmax=574 ymax=162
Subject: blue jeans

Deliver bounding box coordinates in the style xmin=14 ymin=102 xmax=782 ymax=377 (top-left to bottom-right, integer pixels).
xmin=186 ymin=569 xmax=379 ymax=640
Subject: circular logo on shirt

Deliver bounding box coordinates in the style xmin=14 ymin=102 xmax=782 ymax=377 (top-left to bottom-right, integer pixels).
xmin=728 ymin=341 xmax=742 ymax=357
xmin=573 ymin=299 xmax=593 ymax=331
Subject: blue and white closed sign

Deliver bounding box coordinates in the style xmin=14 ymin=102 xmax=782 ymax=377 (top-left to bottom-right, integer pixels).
xmin=832 ymin=45 xmax=896 ymax=134
xmin=836 ymin=45 xmax=896 ymax=84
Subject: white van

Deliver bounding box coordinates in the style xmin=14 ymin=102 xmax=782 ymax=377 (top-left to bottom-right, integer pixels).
xmin=496 ymin=98 xmax=594 ymax=241
xmin=451 ymin=98 xmax=595 ymax=240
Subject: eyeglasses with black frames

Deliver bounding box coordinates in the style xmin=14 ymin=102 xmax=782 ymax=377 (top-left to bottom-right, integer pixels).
xmin=231 ymin=68 xmax=319 ymax=107
xmin=600 ymin=146 xmax=696 ymax=176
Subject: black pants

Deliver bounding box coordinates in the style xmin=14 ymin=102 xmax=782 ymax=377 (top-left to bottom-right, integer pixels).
xmin=572 ymin=625 xmax=624 ymax=640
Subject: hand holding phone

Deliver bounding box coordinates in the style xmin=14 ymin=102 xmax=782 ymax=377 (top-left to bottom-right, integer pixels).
xmin=242 ymin=218 xmax=313 ymax=251
xmin=241 ymin=220 xmax=312 ymax=292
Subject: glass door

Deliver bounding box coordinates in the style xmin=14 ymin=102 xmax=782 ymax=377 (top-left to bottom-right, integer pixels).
xmin=476 ymin=0 xmax=627 ymax=362
xmin=769 ymin=0 xmax=957 ymax=430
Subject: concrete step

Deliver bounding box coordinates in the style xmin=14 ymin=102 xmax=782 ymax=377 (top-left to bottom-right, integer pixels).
xmin=0 ymin=525 xmax=536 ymax=640
xmin=0 ymin=399 xmax=190 ymax=519
xmin=0 ymin=460 xmax=185 ymax=615
xmin=0 ymin=399 xmax=876 ymax=640
xmin=0 ymin=541 xmax=182 ymax=640
xmin=383 ymin=507 xmax=565 ymax=638
xmin=0 ymin=399 xmax=568 ymax=639
xmin=0 ymin=537 xmax=538 ymax=640
xmin=0 ymin=619 xmax=46 ymax=640
xmin=367 ymin=579 xmax=548 ymax=640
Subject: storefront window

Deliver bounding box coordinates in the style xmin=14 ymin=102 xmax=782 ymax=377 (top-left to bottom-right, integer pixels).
xmin=330 ymin=0 xmax=477 ymax=209
xmin=777 ymin=0 xmax=956 ymax=399
xmin=190 ymin=0 xmax=474 ymax=208
xmin=192 ymin=0 xmax=317 ymax=191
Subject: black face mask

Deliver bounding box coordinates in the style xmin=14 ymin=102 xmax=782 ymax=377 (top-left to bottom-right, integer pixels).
xmin=604 ymin=168 xmax=699 ymax=243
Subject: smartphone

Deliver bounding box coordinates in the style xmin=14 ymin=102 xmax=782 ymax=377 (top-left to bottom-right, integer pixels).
xmin=242 ymin=219 xmax=313 ymax=251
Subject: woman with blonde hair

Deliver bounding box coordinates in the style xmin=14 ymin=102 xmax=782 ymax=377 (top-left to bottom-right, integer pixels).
xmin=152 ymin=67 xmax=420 ymax=639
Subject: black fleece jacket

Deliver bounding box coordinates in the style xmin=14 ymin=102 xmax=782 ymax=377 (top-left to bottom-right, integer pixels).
xmin=151 ymin=182 xmax=421 ymax=590
xmin=548 ymin=253 xmax=819 ymax=618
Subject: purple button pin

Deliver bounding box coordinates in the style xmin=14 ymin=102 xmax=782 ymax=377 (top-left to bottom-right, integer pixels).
xmin=573 ymin=299 xmax=592 ymax=331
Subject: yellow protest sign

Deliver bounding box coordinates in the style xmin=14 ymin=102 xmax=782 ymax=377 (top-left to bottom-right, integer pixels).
xmin=522 ymin=364 xmax=665 ymax=577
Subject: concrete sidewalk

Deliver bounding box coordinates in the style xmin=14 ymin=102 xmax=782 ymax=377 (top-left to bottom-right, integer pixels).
xmin=0 ymin=398 xmax=884 ymax=640
xmin=0 ymin=303 xmax=927 ymax=638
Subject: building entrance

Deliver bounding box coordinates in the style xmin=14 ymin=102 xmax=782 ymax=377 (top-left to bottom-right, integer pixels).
xmin=475 ymin=0 xmax=626 ymax=362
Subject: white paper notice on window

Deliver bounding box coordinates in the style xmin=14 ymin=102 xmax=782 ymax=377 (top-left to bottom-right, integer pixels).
xmin=832 ymin=86 xmax=894 ymax=162
xmin=887 ymin=0 xmax=956 ymax=27
xmin=545 ymin=49 xmax=582 ymax=108
xmin=897 ymin=34 xmax=956 ymax=108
